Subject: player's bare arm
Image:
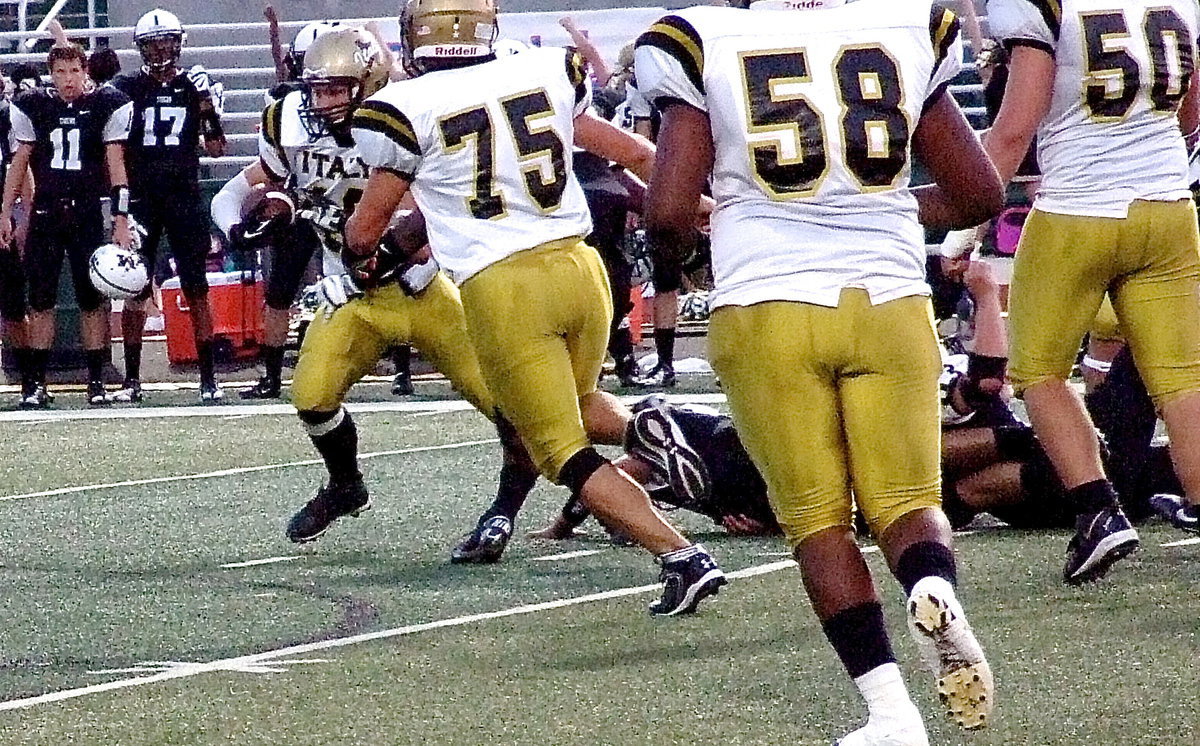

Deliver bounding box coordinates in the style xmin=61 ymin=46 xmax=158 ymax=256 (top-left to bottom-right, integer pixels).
xmin=1179 ymin=64 xmax=1200 ymax=148
xmin=912 ymin=88 xmax=1004 ymax=229
xmin=574 ymin=111 xmax=656 ymax=183
xmin=0 ymin=143 xmax=33 ymax=247
xmin=981 ymin=45 xmax=1055 ymax=185
xmin=105 ymin=142 xmax=132 ymax=249
xmin=642 ymin=103 xmax=715 ymax=270
xmin=345 ymin=168 xmax=410 ymax=258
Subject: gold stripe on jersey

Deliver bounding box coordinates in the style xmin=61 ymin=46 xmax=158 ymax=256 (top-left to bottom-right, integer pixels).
xmin=636 ymin=15 xmax=705 ymax=95
xmin=261 ymin=99 xmax=288 ymax=177
xmin=262 ymin=99 xmax=283 ymax=148
xmin=929 ymin=4 xmax=961 ymax=73
xmin=353 ymin=100 xmax=420 ymax=155
xmin=1023 ymin=0 xmax=1062 ymax=41
xmin=564 ymin=47 xmax=589 ymax=105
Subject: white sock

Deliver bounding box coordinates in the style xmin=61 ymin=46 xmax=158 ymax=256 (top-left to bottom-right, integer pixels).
xmin=659 ymin=544 xmax=703 ymax=563
xmin=854 ymin=663 xmax=917 ymax=719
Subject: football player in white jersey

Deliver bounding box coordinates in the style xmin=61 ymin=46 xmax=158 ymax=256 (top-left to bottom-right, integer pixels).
xmin=347 ymin=0 xmax=727 ymax=616
xmin=637 ymin=0 xmax=1001 ymax=742
xmin=985 ymin=0 xmax=1200 ymax=565
xmin=212 ymin=27 xmax=543 ymax=551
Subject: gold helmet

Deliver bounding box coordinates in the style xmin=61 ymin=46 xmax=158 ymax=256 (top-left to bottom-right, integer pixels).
xmin=399 ymin=0 xmax=499 ymax=76
xmin=299 ymin=27 xmax=390 ymax=138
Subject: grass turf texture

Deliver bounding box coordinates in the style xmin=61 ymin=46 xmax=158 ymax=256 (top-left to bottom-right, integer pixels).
xmin=0 ymin=385 xmax=1196 ymax=744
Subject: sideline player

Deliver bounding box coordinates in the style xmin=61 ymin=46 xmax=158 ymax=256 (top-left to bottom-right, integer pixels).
xmin=347 ymin=0 xmax=727 ymax=616
xmin=111 ymin=9 xmax=227 ymax=403
xmin=0 ymin=44 xmax=133 ymax=407
xmin=638 ymin=0 xmax=1000 ymax=741
xmin=984 ymin=0 xmax=1200 ymax=564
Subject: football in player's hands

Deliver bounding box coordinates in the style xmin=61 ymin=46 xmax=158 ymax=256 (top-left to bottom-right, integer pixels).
xmin=232 ymin=184 xmax=295 ymax=247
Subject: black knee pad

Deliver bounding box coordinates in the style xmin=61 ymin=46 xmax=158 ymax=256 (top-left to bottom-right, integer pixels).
xmin=558 ymin=447 xmax=609 ymax=494
xmin=297 ymin=408 xmax=339 ymax=426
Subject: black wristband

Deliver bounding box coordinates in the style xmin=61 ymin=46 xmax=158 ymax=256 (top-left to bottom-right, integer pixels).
xmin=967 ymin=353 xmax=1007 ymax=381
xmin=201 ymin=110 xmax=225 ymax=140
xmin=110 ymin=185 xmax=131 ymax=216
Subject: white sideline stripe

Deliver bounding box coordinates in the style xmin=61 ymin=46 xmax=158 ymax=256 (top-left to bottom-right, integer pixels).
xmin=0 ymin=399 xmax=480 ymax=423
xmin=0 ymin=440 xmax=498 ymax=503
xmin=1161 ymin=537 xmax=1200 ymax=547
xmin=220 ymin=556 xmax=301 ymax=569
xmin=0 ymin=559 xmax=796 ymax=712
xmin=0 ymin=393 xmax=730 ymax=424
xmin=530 ymin=549 xmax=606 ymax=562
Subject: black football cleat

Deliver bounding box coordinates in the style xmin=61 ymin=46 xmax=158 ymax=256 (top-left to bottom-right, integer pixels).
xmin=649 ymin=545 xmax=727 ymax=616
xmin=1063 ymin=505 xmax=1139 ymax=584
xmin=635 ymin=364 xmax=676 ymax=389
xmin=111 ymin=379 xmax=144 ymax=403
xmin=628 ymin=399 xmax=712 ymax=510
xmin=19 ymin=383 xmax=52 ymax=409
xmin=87 ymin=380 xmax=109 ymax=406
xmin=1149 ymin=493 xmax=1200 ymax=534
xmin=286 ymin=479 xmax=371 ymax=543
xmin=450 ymin=515 xmax=513 ymax=564
xmin=199 ymin=380 xmax=224 ymax=403
xmin=391 ymin=371 xmax=414 ymax=397
xmin=240 ymin=375 xmax=282 ymax=400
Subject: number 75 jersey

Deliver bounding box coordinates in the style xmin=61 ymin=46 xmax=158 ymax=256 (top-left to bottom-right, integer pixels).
xmin=635 ymin=0 xmax=963 ymax=310
xmin=988 ymin=0 xmax=1199 ymax=218
xmin=352 ymin=46 xmax=594 ymax=285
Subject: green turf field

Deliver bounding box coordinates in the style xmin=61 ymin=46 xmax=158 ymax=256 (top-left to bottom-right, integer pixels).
xmin=0 ymin=381 xmax=1197 ymax=745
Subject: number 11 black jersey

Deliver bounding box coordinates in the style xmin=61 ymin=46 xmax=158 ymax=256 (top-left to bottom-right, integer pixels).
xmin=10 ymin=86 xmax=132 ymax=205
xmin=634 ymin=0 xmax=963 ymax=311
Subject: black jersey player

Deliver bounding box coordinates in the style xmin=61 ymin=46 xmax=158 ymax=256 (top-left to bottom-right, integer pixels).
xmin=0 ymin=44 xmax=133 ymax=407
xmin=111 ymin=8 xmax=226 ymax=402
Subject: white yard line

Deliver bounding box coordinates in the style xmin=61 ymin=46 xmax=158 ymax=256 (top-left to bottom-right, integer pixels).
xmin=0 ymin=558 xmax=796 ymax=712
xmin=0 ymin=393 xmax=730 ymax=424
xmin=0 ymin=439 xmax=498 ymax=503
xmin=1160 ymin=537 xmax=1200 ymax=548
xmin=530 ymin=549 xmax=606 ymax=562
xmin=220 ymin=556 xmax=302 ymax=570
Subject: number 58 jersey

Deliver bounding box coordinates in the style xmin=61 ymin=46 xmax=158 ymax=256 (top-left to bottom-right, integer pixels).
xmin=635 ymin=0 xmax=963 ymax=311
xmin=352 ymin=47 xmax=594 ymax=285
xmin=988 ymin=0 xmax=1200 ymax=218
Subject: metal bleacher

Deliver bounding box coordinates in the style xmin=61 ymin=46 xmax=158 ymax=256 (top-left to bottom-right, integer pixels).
xmin=0 ymin=9 xmax=990 ymax=189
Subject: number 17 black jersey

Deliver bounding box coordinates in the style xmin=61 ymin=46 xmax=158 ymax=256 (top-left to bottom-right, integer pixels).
xmin=10 ymin=87 xmax=132 ymax=205
xmin=634 ymin=0 xmax=962 ymax=311
xmin=111 ymin=70 xmax=207 ymax=183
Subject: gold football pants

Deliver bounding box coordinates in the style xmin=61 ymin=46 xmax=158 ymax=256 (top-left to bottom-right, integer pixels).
xmin=291 ymin=275 xmax=494 ymax=416
xmin=1008 ymin=199 xmax=1200 ymax=407
xmin=709 ymin=290 xmax=943 ymax=548
xmin=460 ymin=238 xmax=612 ymax=482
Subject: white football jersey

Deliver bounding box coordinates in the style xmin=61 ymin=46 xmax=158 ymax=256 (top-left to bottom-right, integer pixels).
xmin=635 ymin=0 xmax=963 ymax=310
xmin=260 ymin=91 xmax=438 ymax=287
xmin=989 ymin=0 xmax=1199 ymax=217
xmin=352 ymin=47 xmax=594 ymax=285
xmin=260 ymin=91 xmax=371 ymax=258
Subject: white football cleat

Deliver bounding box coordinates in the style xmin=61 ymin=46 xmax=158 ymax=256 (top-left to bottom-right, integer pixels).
xmin=836 ymin=707 xmax=929 ymax=746
xmin=906 ymin=577 xmax=994 ymax=729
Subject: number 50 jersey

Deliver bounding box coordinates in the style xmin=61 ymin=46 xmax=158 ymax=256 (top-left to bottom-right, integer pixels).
xmin=352 ymin=46 xmax=594 ymax=285
xmin=988 ymin=0 xmax=1199 ymax=218
xmin=635 ymin=0 xmax=963 ymax=311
